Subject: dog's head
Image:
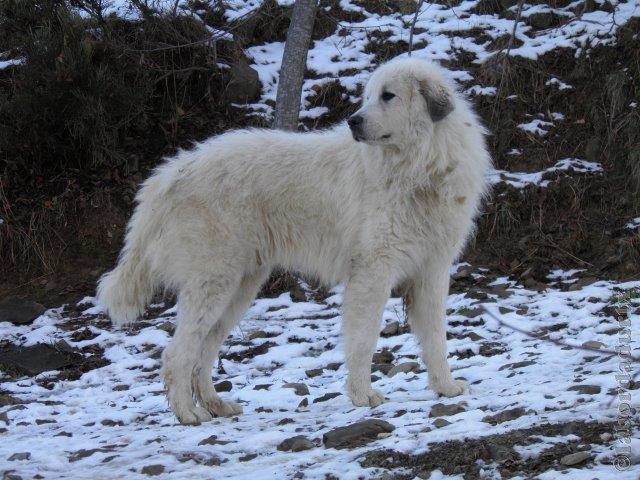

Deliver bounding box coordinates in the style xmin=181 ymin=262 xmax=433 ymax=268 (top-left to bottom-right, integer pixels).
xmin=348 ymin=58 xmax=455 ymax=147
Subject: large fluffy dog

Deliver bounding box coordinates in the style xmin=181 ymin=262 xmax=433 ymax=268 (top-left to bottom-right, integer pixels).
xmin=98 ymin=57 xmax=491 ymax=424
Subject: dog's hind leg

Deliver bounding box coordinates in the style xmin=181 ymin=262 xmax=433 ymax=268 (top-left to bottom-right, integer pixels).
xmin=161 ymin=275 xmax=240 ymax=425
xmin=193 ymin=268 xmax=269 ymax=417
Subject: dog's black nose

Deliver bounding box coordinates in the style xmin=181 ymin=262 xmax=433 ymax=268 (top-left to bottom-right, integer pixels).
xmin=348 ymin=115 xmax=363 ymax=129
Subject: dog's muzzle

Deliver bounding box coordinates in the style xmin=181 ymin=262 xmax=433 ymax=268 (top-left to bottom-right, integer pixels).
xmin=348 ymin=114 xmax=364 ymax=141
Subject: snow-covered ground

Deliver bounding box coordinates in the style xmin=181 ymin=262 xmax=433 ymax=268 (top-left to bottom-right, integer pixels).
xmin=1 ymin=268 xmax=639 ymax=479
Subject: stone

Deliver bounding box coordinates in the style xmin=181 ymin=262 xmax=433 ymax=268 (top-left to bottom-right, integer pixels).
xmin=482 ymin=407 xmax=527 ymax=425
xmin=305 ymin=368 xmax=323 ymax=378
xmin=527 ymin=11 xmax=560 ymax=29
xmin=215 ymin=380 xmax=232 ymax=392
xmin=582 ymin=340 xmax=605 ymax=350
xmin=177 ymin=452 xmax=222 ymax=466
xmin=248 ymin=330 xmax=269 ymax=340
xmin=141 ymin=464 xmax=165 ymax=476
xmin=381 ymin=321 xmax=399 ymax=336
xmin=283 ymin=382 xmax=309 ymax=396
xmin=371 ymin=363 xmax=392 ymax=375
xmin=498 ymin=360 xmax=536 ymax=371
xmin=323 ymin=419 xmax=395 ymax=449
xmin=568 ymin=385 xmax=601 ymax=395
xmin=466 ymin=332 xmax=485 ymax=341
xmin=223 ymin=59 xmax=260 ymax=104
xmin=429 ymin=403 xmax=466 ymax=417
xmin=8 ymin=452 xmax=31 ymax=461
xmin=277 ymin=435 xmax=315 ymax=452
xmin=560 ymin=450 xmax=591 ymax=466
xmin=0 ymin=343 xmax=73 ymax=376
xmin=198 ymin=435 xmax=232 ymax=446
xmin=387 ymin=361 xmax=420 ymax=377
xmin=238 ymin=453 xmax=257 ymax=462
xmin=433 ymin=418 xmax=451 ymax=428
xmin=0 ymin=297 xmax=45 ymax=325
xmin=313 ymin=392 xmax=341 ymax=403
xmin=155 ymin=321 xmax=175 ymax=334
xmin=372 ymin=350 xmax=394 ymax=364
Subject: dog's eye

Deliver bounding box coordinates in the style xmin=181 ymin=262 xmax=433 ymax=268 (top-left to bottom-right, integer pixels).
xmin=381 ymin=91 xmax=395 ymax=102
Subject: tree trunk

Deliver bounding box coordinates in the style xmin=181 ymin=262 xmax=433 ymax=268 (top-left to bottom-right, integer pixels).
xmin=273 ymin=0 xmax=317 ymax=131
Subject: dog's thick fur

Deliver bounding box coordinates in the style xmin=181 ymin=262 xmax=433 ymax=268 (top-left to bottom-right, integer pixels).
xmin=97 ymin=58 xmax=491 ymax=424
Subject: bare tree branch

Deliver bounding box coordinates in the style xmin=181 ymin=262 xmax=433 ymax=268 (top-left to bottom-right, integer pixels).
xmin=408 ymin=0 xmax=426 ymax=57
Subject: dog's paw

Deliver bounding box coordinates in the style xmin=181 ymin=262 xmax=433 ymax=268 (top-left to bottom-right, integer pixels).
xmin=348 ymin=387 xmax=385 ymax=408
xmin=216 ymin=400 xmax=243 ymax=417
xmin=175 ymin=404 xmax=213 ymax=426
xmin=203 ymin=398 xmax=243 ymax=417
xmin=431 ymin=378 xmax=468 ymax=398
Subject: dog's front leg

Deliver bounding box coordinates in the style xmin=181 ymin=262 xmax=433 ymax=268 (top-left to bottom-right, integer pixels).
xmin=408 ymin=261 xmax=468 ymax=397
xmin=342 ymin=268 xmax=390 ymax=408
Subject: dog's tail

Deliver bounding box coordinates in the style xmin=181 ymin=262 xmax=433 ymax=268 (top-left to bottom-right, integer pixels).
xmin=97 ymin=176 xmax=166 ymax=325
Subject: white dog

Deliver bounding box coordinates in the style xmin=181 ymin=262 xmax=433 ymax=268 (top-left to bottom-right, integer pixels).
xmin=97 ymin=57 xmax=491 ymax=425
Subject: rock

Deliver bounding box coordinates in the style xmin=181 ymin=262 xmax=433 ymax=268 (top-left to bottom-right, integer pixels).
xmin=283 ymin=382 xmax=309 ymax=396
xmin=68 ymin=448 xmax=111 ymax=462
xmin=387 ymin=361 xmax=420 ymax=377
xmin=8 ymin=452 xmax=31 ymax=461
xmin=390 ymin=0 xmax=417 ymax=14
xmin=215 ymin=380 xmax=232 ymax=392
xmin=289 ymin=284 xmax=307 ymax=302
xmin=238 ymin=453 xmax=257 ymax=462
xmin=177 ymin=452 xmax=222 ymax=466
xmin=323 ymin=419 xmax=395 ymax=449
xmin=198 ymin=435 xmax=232 ymax=446
xmin=451 ymin=267 xmax=472 ymax=280
xmin=460 ymin=307 xmax=484 ymax=318
xmin=482 ymin=407 xmax=527 ymax=425
xmin=560 ymin=450 xmax=591 ymax=466
xmin=297 ymin=398 xmax=309 ymax=409
xmin=155 ymin=321 xmax=175 ymax=335
xmin=568 ymin=385 xmax=601 ymax=395
xmin=526 ymin=11 xmax=561 ymax=29
xmin=0 ymin=343 xmax=74 ymax=376
xmin=582 ymin=340 xmax=605 ymax=350
xmin=371 ymin=363 xmax=392 ymax=375
xmin=3 ymin=472 xmax=22 ymax=480
xmin=429 ymin=403 xmax=466 ymax=417
xmin=141 ymin=464 xmax=165 ymax=476
xmin=498 ymin=360 xmax=536 ymax=371
xmin=248 ymin=330 xmax=269 ymax=340
xmin=326 ymin=362 xmax=342 ymax=371
xmin=600 ymin=432 xmax=612 ymax=442
xmin=381 ymin=321 xmax=399 ymax=336
xmin=372 ymin=350 xmax=394 ymax=364
xmin=433 ymin=418 xmax=451 ymax=428
xmin=305 ymin=368 xmax=323 ymax=378
xmin=277 ymin=435 xmax=315 ymax=452
xmin=0 ymin=297 xmax=45 ymax=325
xmin=313 ymin=392 xmax=341 ymax=403
xmin=223 ymin=59 xmax=260 ymax=104
xmin=466 ymin=332 xmax=485 ymax=341
xmin=0 ymin=394 xmax=22 ymax=406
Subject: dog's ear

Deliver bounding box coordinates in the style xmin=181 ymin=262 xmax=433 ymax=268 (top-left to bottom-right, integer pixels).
xmin=419 ymin=82 xmax=454 ymax=122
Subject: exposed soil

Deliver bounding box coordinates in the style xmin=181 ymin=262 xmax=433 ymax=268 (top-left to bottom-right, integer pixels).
xmin=1 ymin=7 xmax=638 ymax=309
xmin=361 ymin=420 xmax=614 ymax=479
